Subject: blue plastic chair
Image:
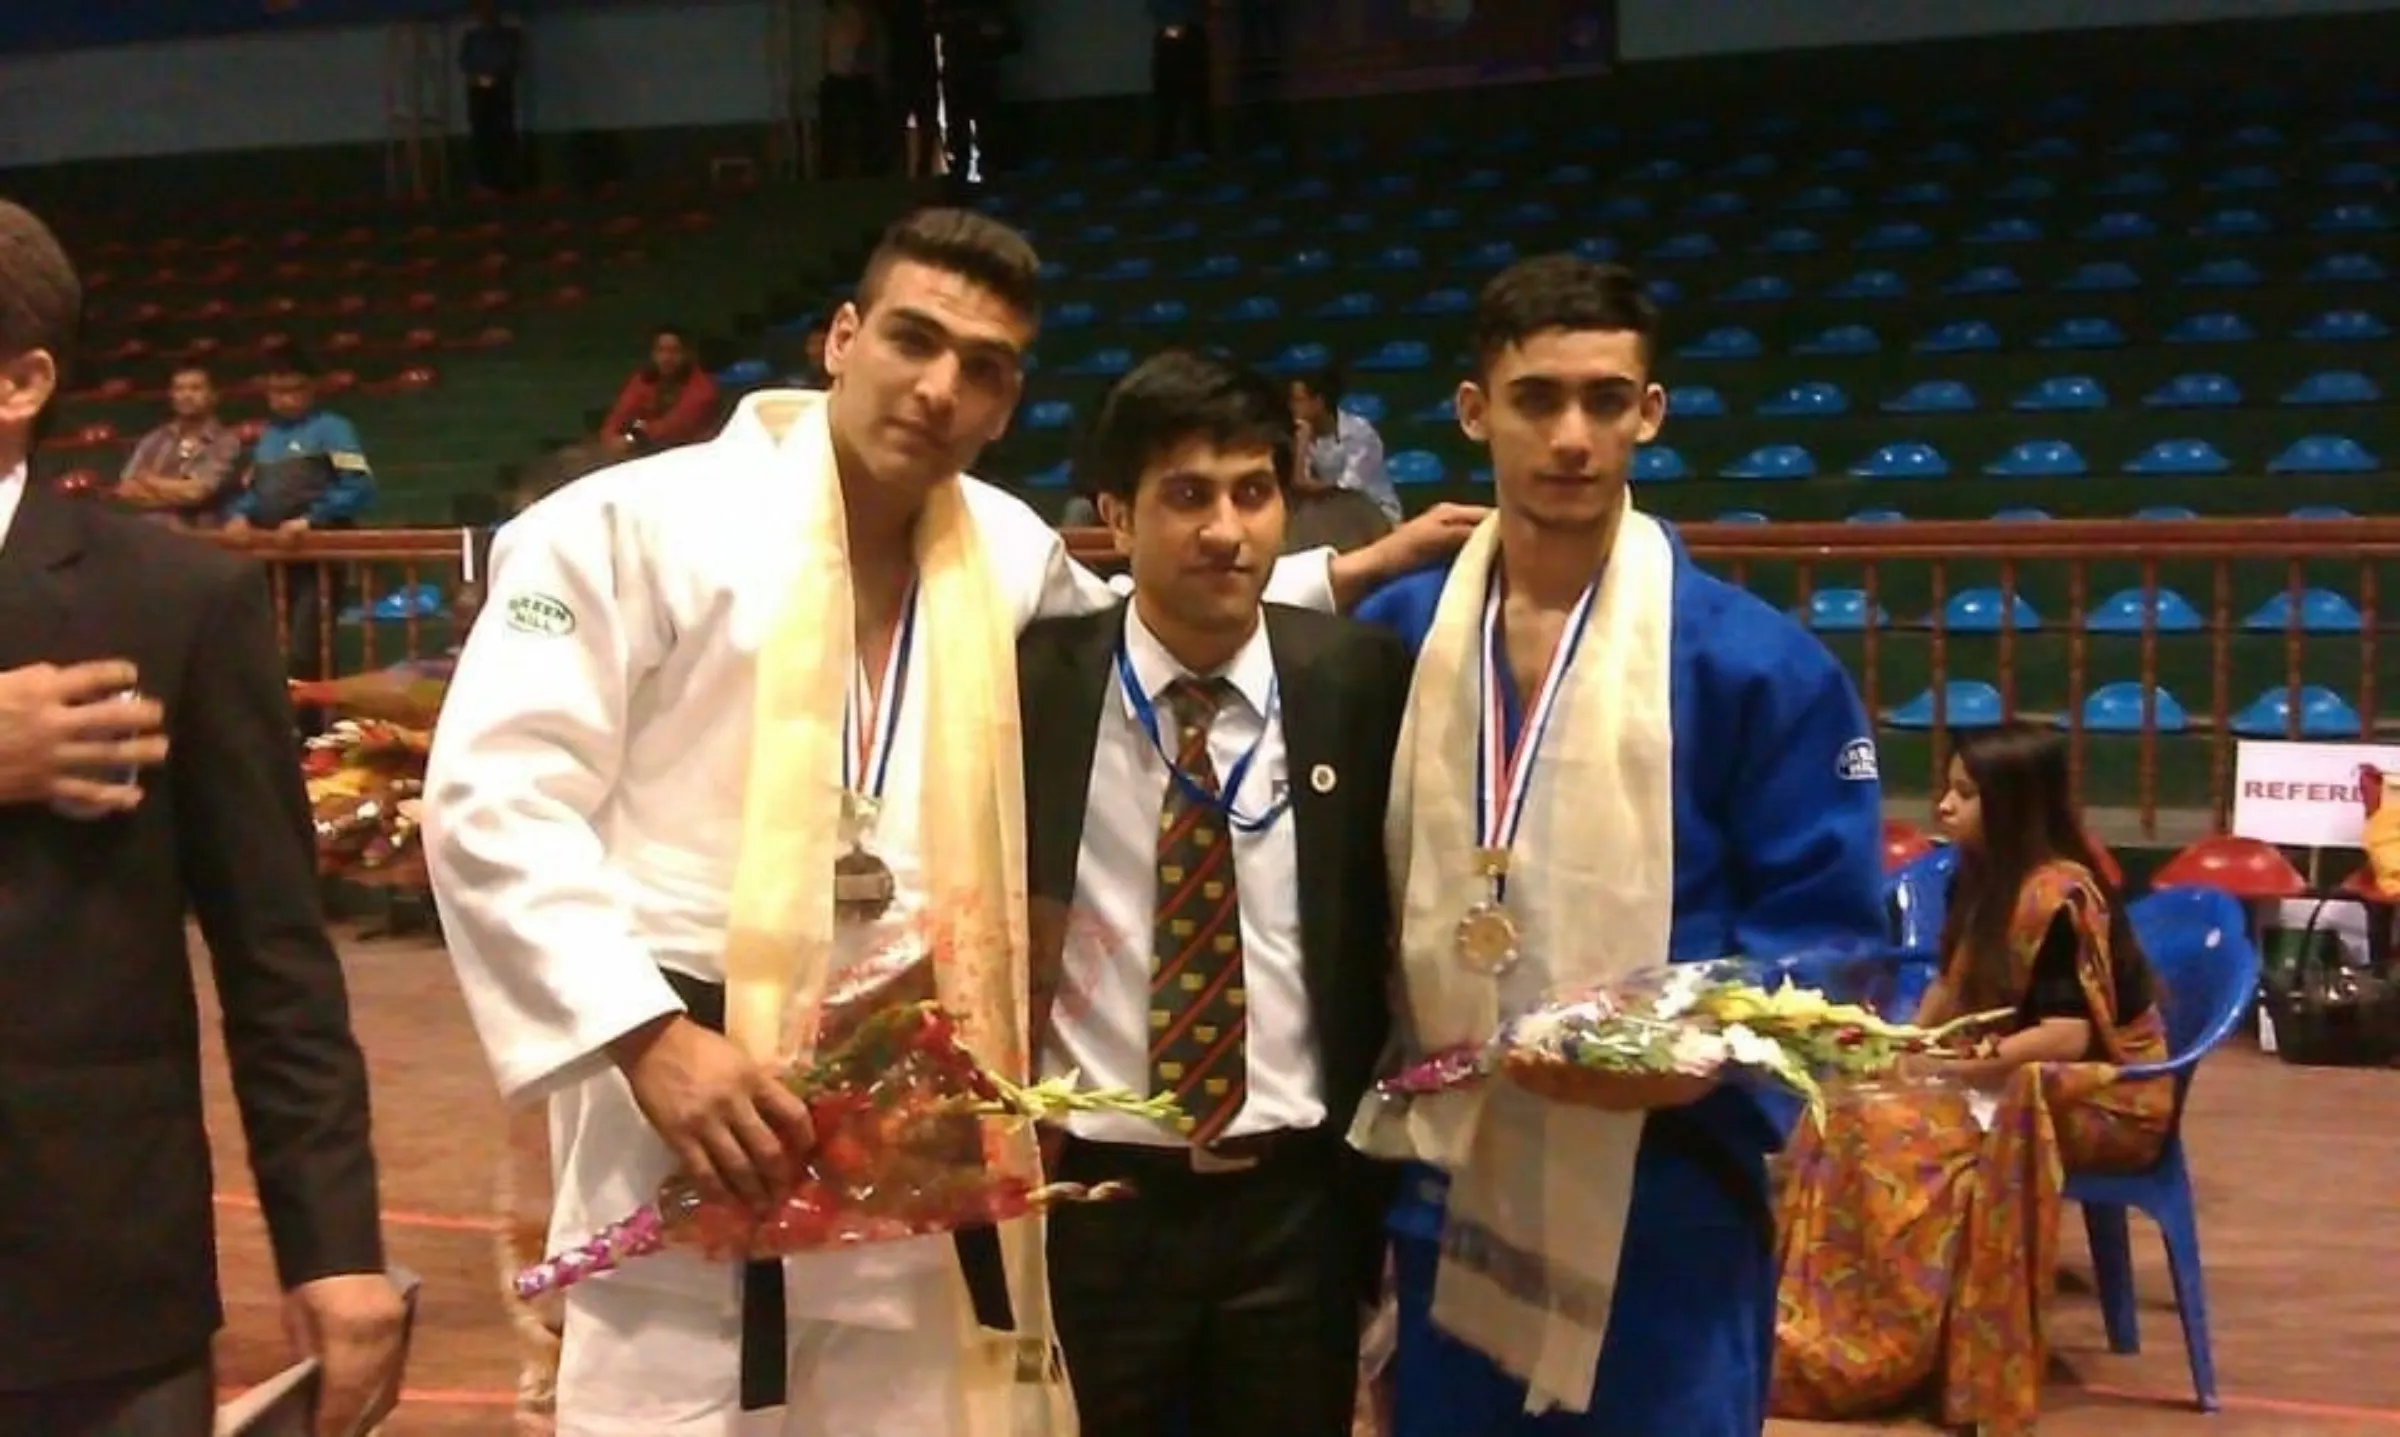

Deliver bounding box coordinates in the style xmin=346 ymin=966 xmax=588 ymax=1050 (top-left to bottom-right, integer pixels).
xmin=1848 ymin=508 xmax=1909 ymax=524
xmin=2125 ymin=440 xmax=2230 ymax=476
xmin=1405 ymin=288 xmax=1472 ymax=316
xmin=1852 ymin=442 xmax=1950 ymax=479
xmin=2164 ymin=312 xmax=2256 ymax=344
xmin=2295 ymin=309 xmax=2389 ymax=341
xmin=1023 ymin=400 xmax=1075 ymax=431
xmin=1797 ymin=588 xmax=1887 ymax=633
xmin=1886 ymin=681 xmax=2004 ymax=730
xmin=1986 ymin=440 xmax=2086 ymax=477
xmin=1946 ymin=265 xmax=2023 ymax=295
xmin=1758 ymin=382 xmax=1849 ymax=417
xmin=2305 ymin=253 xmax=2387 ymax=284
xmin=1796 ymin=324 xmax=1882 ymax=356
xmin=2072 ymin=681 xmax=2190 ymax=733
xmin=1633 ymin=447 xmax=1690 ymax=482
xmin=2229 ymin=685 xmax=2363 ymax=739
xmin=1757 ymin=225 xmax=1823 ymax=254
xmin=2070 ymin=886 xmax=2261 ymax=1414
xmin=1337 ymin=393 xmax=1386 ymax=425
xmin=2145 ymin=373 xmax=2242 ymax=408
xmin=1126 ymin=298 xmax=1188 ymax=326
xmin=1180 ymin=253 xmax=1241 ymax=280
xmin=2180 ymin=257 xmax=2262 ymax=287
xmin=1887 ymin=380 xmax=1978 ymax=414
xmin=1354 ymin=340 xmax=1431 ymax=372
xmin=2268 ymin=436 xmax=2379 ymax=474
xmin=1263 ymin=342 xmax=1330 ymax=376
xmin=1943 ymin=588 xmax=2041 ymax=632
xmin=1059 ymin=347 xmax=1133 ymax=379
xmin=1386 ymin=450 xmax=1446 ymax=486
xmin=1828 ymin=269 xmax=1908 ymax=300
xmin=1721 ymin=445 xmax=1817 ymax=480
xmin=1680 ymin=326 xmax=1764 ymax=361
xmin=1917 ymin=320 xmax=2000 ymax=354
xmin=1720 ymin=274 xmax=1794 ymax=304
xmin=1668 ymin=386 xmax=1727 ymax=419
xmin=2088 ymin=587 xmax=2204 ymax=634
xmin=2039 ymin=317 xmax=2129 ymax=349
xmin=1218 ymin=296 xmax=1281 ymax=323
xmin=2191 ymin=207 xmax=2273 ymax=237
xmin=1885 ymin=846 xmax=1959 ymax=956
xmin=2281 ymin=370 xmax=2380 ymax=405
xmin=1311 ymin=292 xmax=1379 ymax=321
xmin=2242 ymin=588 xmax=2363 ymax=634
xmin=2058 ymin=261 xmax=2143 ymax=293
xmin=2015 ymin=375 xmax=2110 ymax=412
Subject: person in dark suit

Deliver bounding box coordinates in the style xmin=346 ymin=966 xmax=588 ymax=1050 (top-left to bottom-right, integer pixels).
xmin=0 ymin=199 xmax=406 ymax=1437
xmin=1017 ymin=349 xmax=1411 ymax=1437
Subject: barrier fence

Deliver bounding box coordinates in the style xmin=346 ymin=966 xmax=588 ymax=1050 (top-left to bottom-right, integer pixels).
xmin=227 ymin=517 xmax=2400 ymax=841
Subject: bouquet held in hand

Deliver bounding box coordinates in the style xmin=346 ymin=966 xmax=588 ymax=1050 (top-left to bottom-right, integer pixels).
xmin=517 ymin=951 xmax=1177 ymax=1300
xmin=1379 ymin=959 xmax=2002 ymax=1122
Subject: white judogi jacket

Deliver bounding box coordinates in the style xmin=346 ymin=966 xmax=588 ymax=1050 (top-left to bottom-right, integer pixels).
xmin=423 ymin=394 xmax=1337 ymax=1330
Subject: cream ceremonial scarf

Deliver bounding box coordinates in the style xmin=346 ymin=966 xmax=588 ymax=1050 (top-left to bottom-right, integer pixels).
xmin=718 ymin=392 xmax=1076 ymax=1435
xmin=1357 ymin=505 xmax=1676 ymax=1415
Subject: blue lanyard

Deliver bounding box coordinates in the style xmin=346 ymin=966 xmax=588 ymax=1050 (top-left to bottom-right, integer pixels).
xmin=1114 ymin=642 xmax=1289 ymax=836
xmin=1473 ymin=566 xmax=1600 ymax=899
xmin=842 ymin=582 xmax=919 ymax=799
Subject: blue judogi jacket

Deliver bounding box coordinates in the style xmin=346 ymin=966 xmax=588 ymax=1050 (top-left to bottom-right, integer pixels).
xmin=1354 ymin=526 xmax=1887 ymax=1437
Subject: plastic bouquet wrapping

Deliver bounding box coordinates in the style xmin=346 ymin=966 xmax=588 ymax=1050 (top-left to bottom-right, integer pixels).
xmin=515 ymin=950 xmax=1179 ymax=1300
xmin=294 ymin=658 xmax=453 ymax=883
xmin=1378 ymin=959 xmax=2005 ymax=1125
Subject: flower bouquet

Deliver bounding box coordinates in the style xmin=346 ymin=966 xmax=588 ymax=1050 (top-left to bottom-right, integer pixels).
xmin=1378 ymin=959 xmax=2006 ymax=1124
xmin=515 ymin=951 xmax=1180 ymax=1301
xmin=303 ymin=719 xmax=435 ymax=884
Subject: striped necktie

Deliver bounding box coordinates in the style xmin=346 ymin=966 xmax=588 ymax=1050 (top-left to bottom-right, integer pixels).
xmin=1147 ymin=676 xmax=1248 ymax=1144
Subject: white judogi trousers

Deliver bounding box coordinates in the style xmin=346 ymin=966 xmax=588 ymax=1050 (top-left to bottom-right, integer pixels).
xmin=553 ymin=1265 xmax=969 ymax=1437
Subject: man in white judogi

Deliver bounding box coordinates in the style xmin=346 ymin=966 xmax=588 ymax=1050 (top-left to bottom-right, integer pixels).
xmin=422 ymin=209 xmax=1476 ymax=1437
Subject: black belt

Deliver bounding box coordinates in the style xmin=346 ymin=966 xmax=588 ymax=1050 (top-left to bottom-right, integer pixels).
xmin=1057 ymin=1125 xmax=1333 ymax=1182
xmin=660 ymin=969 xmax=1016 ymax=1411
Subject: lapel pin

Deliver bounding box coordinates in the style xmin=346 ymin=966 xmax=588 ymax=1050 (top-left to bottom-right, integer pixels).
xmin=1310 ymin=763 xmax=1338 ymax=794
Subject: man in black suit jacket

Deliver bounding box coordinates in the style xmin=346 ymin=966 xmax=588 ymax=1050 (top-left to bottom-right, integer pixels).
xmin=1018 ymin=350 xmax=1410 ymax=1437
xmin=0 ymin=199 xmax=404 ymax=1437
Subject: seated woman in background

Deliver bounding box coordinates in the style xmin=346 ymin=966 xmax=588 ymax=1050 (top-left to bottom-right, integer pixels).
xmin=1772 ymin=721 xmax=2174 ymax=1437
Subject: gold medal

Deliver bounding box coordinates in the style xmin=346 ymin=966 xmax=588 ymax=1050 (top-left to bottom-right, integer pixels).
xmin=1454 ymin=901 xmax=1521 ymax=975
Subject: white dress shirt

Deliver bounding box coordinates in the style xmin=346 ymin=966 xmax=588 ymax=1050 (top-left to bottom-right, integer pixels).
xmin=0 ymin=462 xmax=26 ymax=546
xmin=1040 ymin=603 xmax=1325 ymax=1145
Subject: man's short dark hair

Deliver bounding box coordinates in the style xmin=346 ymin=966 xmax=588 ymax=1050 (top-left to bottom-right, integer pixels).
xmin=1076 ymin=349 xmax=1294 ymax=503
xmin=1470 ymin=255 xmax=1657 ymax=375
xmin=858 ymin=207 xmax=1042 ymax=325
xmin=264 ymin=344 xmax=320 ymax=379
xmin=1293 ymin=363 xmax=1346 ymax=408
xmin=171 ymin=362 xmax=215 ymax=387
xmin=0 ymin=199 xmax=82 ymax=390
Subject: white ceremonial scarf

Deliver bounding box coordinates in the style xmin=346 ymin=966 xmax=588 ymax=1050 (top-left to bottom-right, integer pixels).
xmin=1354 ymin=505 xmax=1677 ymax=1414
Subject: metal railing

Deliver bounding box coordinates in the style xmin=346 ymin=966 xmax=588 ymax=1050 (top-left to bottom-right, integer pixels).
xmin=226 ymin=517 xmax=2400 ymax=839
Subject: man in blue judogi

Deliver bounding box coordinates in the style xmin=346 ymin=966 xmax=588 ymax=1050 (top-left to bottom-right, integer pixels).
xmin=1349 ymin=254 xmax=1886 ymax=1437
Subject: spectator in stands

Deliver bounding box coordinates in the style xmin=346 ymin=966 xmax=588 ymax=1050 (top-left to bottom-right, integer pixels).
xmin=821 ymin=0 xmax=884 ymax=178
xmin=224 ymin=348 xmax=375 ymax=536
xmin=459 ymin=0 xmax=527 ymax=194
xmin=928 ymin=0 xmax=1020 ymax=190
xmin=113 ymin=363 xmax=241 ymax=527
xmin=600 ymin=326 xmax=721 ymax=455
xmin=1291 ymin=364 xmax=1400 ymax=523
xmin=1150 ymin=0 xmax=1214 ymax=158
xmin=887 ymin=0 xmax=941 ymax=178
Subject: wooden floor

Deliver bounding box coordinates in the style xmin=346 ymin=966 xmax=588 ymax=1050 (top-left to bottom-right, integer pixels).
xmin=196 ymin=927 xmax=2400 ymax=1437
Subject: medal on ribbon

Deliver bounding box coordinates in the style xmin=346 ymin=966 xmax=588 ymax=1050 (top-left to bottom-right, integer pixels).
xmin=1457 ymin=567 xmax=1599 ymax=975
xmin=835 ymin=583 xmax=918 ymax=925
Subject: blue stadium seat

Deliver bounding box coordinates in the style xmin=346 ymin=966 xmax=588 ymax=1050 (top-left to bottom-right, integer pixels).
xmin=1986 ymin=440 xmax=2087 ymax=476
xmin=1946 ymin=265 xmax=2024 ymax=294
xmin=2202 ymin=163 xmax=2278 ymax=191
xmin=1461 ymin=168 xmax=1508 ymax=192
xmin=1361 ymin=174 xmax=1415 ymax=198
xmin=2180 ymin=258 xmax=2262 ymax=287
xmin=2230 ymin=687 xmax=2362 ymax=740
xmin=2282 ymin=370 xmax=2380 ymax=405
xmin=1181 ymin=253 xmax=1242 ymax=279
xmin=1118 ymin=185 xmax=1167 ymax=209
xmin=2116 ymin=129 xmax=2180 ymax=157
xmin=1883 ymin=181 xmax=1951 ymax=206
xmin=2075 ymin=683 xmax=2190 ymax=734
xmin=1198 ymin=181 xmax=1248 ymax=205
xmin=1796 ymin=324 xmax=1882 ymax=355
xmin=1828 ymin=269 xmax=1908 ymax=299
xmin=2088 ymin=588 xmax=2204 ymax=633
xmin=1685 ymin=190 xmax=1748 ymax=218
xmin=2314 ymin=202 xmax=2392 ymax=232
xmin=1680 ymin=327 xmax=1764 ymax=360
xmin=2132 ymin=505 xmax=2202 ymax=520
xmin=1049 ymin=301 xmax=1098 ymax=329
xmin=2091 ymin=169 xmax=2170 ymax=197
xmin=1219 ymin=295 xmax=1281 ymax=323
xmin=1992 ymin=506 xmax=2054 ymax=521
xmin=1366 ymin=245 xmax=1424 ymax=271
xmin=2295 ymin=309 xmax=2390 ymax=340
xmin=2038 ymin=317 xmax=2129 ymax=348
xmin=1720 ymin=275 xmax=1794 ymax=303
xmin=1987 ymin=176 xmax=2056 ymax=202
xmin=1504 ymin=201 xmax=1558 ymax=227
xmin=1354 ymin=339 xmax=1432 ymax=372
xmin=1799 ymin=589 xmax=1887 ymax=632
xmin=1149 ymin=218 xmax=1201 ymax=242
xmin=1820 ymin=144 xmax=1875 ymax=169
xmin=2324 ymin=118 xmax=2398 ymax=145
xmin=1887 ymin=380 xmax=1978 ymax=414
xmin=1668 ymin=386 xmax=1727 ymax=418
xmin=2059 ymin=261 xmax=2143 ymax=292
xmin=1095 ymin=257 xmax=1153 ymax=282
xmin=1887 ymin=682 xmax=2005 ymax=731
xmin=2244 ymin=589 xmax=2364 ymax=634
xmin=1404 ymin=288 xmax=1473 ymax=316
xmin=1059 ymin=347 xmax=1133 ymax=378
xmin=1719 ymin=151 xmax=1779 ymax=177
xmin=1716 ymin=510 xmax=1772 ymax=524
xmin=1126 ymin=299 xmax=1188 ymax=325
xmin=1643 ymin=279 xmax=1685 ymax=307
xmin=2145 ymin=373 xmax=2243 ymax=408
xmin=1275 ymin=248 xmax=1334 ymax=275
xmin=1545 ymin=163 xmax=1595 ymax=186
xmin=1386 ymin=450 xmax=1447 ymax=486
xmin=1570 ymin=237 xmax=1619 ymax=263
xmin=2191 ymin=207 xmax=2274 ymax=237
xmin=1338 ymin=393 xmax=1386 ymax=424
xmin=2165 ymin=312 xmax=2256 ymax=344
xmin=1758 ymin=381 xmax=1850 ymax=417
xmin=713 ymin=358 xmax=771 ymax=388
xmin=1024 ymin=401 xmax=1075 ymax=431
xmin=1414 ymin=206 xmax=1464 ymax=231
xmin=2081 ymin=211 xmax=2158 ymax=241
xmin=1852 ymin=442 xmax=1950 ymax=478
xmin=1757 ymin=226 xmax=1823 ymax=253
xmin=1456 ymin=240 xmax=1518 ymax=269
xmin=1647 ymin=232 xmax=1720 ymax=260
xmin=1274 ymin=177 xmax=1329 ymax=201
xmin=1633 ymin=447 xmax=1690 ymax=481
xmin=2125 ymin=440 xmax=2231 ymax=475
xmin=1026 ymin=460 xmax=1072 ymax=489
xmin=1241 ymin=215 xmax=1286 ymax=238
xmin=1311 ymin=292 xmax=1379 ymax=320
xmin=1848 ymin=508 xmax=1909 ymax=524
xmin=1966 ymin=216 xmax=2044 ymax=244
xmin=1858 ymin=221 xmax=1935 ymax=250
xmin=1917 ymin=320 xmax=2000 ymax=353
xmin=2225 ymin=122 xmax=2284 ymax=149
xmin=2267 ymin=436 xmax=2379 ymax=474
xmin=1596 ymin=195 xmax=1653 ymax=222
xmin=2287 ymin=505 xmax=2354 ymax=519
xmin=1044 ymin=189 xmax=1087 ymax=211
xmin=1035 ymin=259 xmax=1071 ymax=281
xmin=1407 ymin=397 xmax=1453 ymax=425
xmin=1264 ymin=342 xmax=1331 ymax=375
xmin=2013 ymin=136 xmax=2078 ymax=161
xmin=1720 ymin=445 xmax=1817 ymax=480
xmin=1630 ymin=157 xmax=1688 ymax=183
xmin=2323 ymin=160 xmax=2392 ymax=187
xmin=2015 ymin=375 xmax=2110 ymax=411
xmin=1784 ymin=185 xmax=1852 ymax=212
xmin=1944 ymin=588 xmax=2042 ymax=632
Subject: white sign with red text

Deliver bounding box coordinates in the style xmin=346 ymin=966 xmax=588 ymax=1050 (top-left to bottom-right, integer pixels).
xmin=2230 ymin=740 xmax=2400 ymax=848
